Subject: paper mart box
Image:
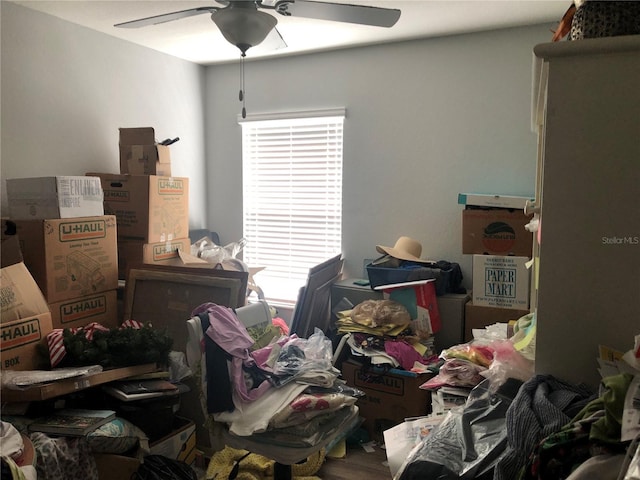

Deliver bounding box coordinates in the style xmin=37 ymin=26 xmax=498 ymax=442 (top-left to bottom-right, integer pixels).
xmin=472 ymin=255 xmax=530 ymax=309
xmin=6 ymin=176 xmax=104 ymax=219
xmin=91 ymin=173 xmax=189 ymax=243
xmin=0 ymin=262 xmax=53 ymax=370
xmin=119 ymin=127 xmax=172 ymax=176
xmin=14 ymin=215 xmax=118 ymax=304
xmin=341 ymin=360 xmax=432 ymax=442
xmin=462 ymin=208 xmax=533 ymax=257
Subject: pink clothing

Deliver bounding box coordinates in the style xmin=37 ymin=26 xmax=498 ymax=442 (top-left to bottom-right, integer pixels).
xmin=191 ymin=302 xmax=272 ymax=402
xmin=384 ymin=339 xmax=425 ymax=370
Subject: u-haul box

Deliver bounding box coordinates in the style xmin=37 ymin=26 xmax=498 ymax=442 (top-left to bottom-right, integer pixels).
xmin=15 ymin=215 xmax=118 ymax=304
xmin=0 ymin=262 xmax=53 ymax=370
xmin=90 ymin=174 xmax=189 ymax=243
xmin=48 ymin=289 xmax=119 ymax=330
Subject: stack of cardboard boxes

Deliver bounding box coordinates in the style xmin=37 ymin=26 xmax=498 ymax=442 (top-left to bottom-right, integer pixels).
xmin=1 ymin=127 xmax=189 ymax=367
xmin=458 ymin=193 xmax=534 ymax=340
xmin=6 ymin=176 xmax=120 ymax=335
xmin=90 ymin=127 xmax=190 ymax=279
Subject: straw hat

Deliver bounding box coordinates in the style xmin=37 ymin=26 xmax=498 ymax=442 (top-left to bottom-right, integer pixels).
xmin=376 ymin=236 xmax=431 ymax=263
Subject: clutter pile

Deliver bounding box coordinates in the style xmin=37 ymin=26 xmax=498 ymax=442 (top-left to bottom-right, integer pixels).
xmin=388 ymin=333 xmax=640 ymax=480
xmin=335 ymin=236 xmax=460 ymax=371
xmin=186 ymin=303 xmax=362 ymax=478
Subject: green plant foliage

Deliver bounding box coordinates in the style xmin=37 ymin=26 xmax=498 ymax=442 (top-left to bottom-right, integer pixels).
xmin=60 ymin=324 xmax=173 ymax=369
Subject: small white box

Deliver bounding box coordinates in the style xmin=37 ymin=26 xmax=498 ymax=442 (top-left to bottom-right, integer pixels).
xmin=6 ymin=176 xmax=104 ymax=219
xmin=149 ymin=417 xmax=196 ymax=466
xmin=457 ymin=193 xmax=534 ymax=210
xmin=472 ymin=255 xmax=530 ymax=309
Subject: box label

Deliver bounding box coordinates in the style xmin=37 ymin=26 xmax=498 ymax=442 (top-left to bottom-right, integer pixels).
xmin=60 ymin=176 xmax=103 ymax=200
xmin=462 ymin=209 xmax=533 ymax=256
xmin=59 ymin=219 xmax=107 ymax=242
xmin=472 ymin=255 xmax=530 ymax=309
xmin=353 ymin=369 xmax=405 ymax=396
xmin=56 ymin=294 xmax=108 ymax=324
xmin=481 ymin=222 xmax=517 ymax=254
xmin=484 ymin=265 xmax=517 ymax=298
xmin=152 ymin=242 xmax=182 ymax=261
xmin=158 ymin=178 xmax=185 ymax=195
xmin=1 ymin=317 xmax=43 ymax=350
xmin=104 ymin=189 xmax=130 ymax=202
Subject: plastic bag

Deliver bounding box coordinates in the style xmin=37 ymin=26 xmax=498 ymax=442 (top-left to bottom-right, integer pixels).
xmin=441 ymin=342 xmax=494 ymax=368
xmin=191 ymin=236 xmax=247 ymax=266
xmin=273 ymin=328 xmax=333 ymax=377
xmin=419 ymin=358 xmax=487 ymax=390
xmin=480 ymin=339 xmax=534 ymax=388
xmin=395 ymin=378 xmax=522 ymax=480
xmin=351 ymin=299 xmax=411 ymax=328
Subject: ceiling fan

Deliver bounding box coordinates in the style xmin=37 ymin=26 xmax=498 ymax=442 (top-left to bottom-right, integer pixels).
xmin=115 ymin=0 xmax=401 ymax=116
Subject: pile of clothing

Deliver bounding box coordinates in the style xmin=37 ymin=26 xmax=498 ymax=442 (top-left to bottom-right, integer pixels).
xmin=335 ymin=298 xmax=437 ymax=371
xmin=185 ymin=303 xmax=361 ymax=471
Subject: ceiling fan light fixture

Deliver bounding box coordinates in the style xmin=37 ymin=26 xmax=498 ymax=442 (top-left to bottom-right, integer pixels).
xmin=212 ymin=8 xmax=277 ymax=54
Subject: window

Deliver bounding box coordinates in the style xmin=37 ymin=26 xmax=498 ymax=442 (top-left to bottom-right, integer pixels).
xmin=240 ymin=109 xmax=345 ymax=307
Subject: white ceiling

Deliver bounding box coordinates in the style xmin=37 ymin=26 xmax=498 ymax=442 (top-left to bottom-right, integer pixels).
xmin=14 ymin=0 xmax=568 ymax=65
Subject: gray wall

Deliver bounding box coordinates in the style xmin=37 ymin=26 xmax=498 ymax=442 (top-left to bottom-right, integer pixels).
xmin=1 ymin=2 xmax=208 ymax=229
xmin=205 ymin=25 xmax=550 ymax=282
xmin=2 ymin=1 xmax=554 ymax=288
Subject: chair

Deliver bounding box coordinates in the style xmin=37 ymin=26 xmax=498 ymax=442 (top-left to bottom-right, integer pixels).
xmin=185 ymin=301 xmax=359 ymax=480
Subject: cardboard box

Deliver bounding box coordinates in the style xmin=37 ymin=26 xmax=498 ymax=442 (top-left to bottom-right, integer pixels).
xmin=0 ymin=262 xmax=53 ymax=370
xmin=6 ymin=176 xmax=104 ymax=219
xmin=1 ymin=219 xmax=23 ymax=268
xmin=149 ymin=416 xmax=197 ymax=466
xmin=94 ymin=453 xmax=140 ymax=480
xmin=462 ymin=208 xmax=533 ymax=256
xmin=341 ymin=360 xmax=432 ymax=442
xmin=119 ymin=127 xmax=171 ymax=176
xmin=91 ymin=173 xmax=189 ymax=243
xmin=48 ymin=289 xmax=119 ymax=330
xmin=14 ymin=216 xmax=118 ymax=304
xmin=458 ymin=193 xmax=534 ymax=210
xmin=117 ymin=237 xmax=191 ymax=279
xmin=472 ymin=255 xmax=530 ymax=309
xmin=464 ymin=301 xmax=530 ymax=342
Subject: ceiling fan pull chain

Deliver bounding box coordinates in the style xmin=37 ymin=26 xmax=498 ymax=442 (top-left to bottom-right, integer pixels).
xmin=240 ymin=53 xmax=247 ymax=119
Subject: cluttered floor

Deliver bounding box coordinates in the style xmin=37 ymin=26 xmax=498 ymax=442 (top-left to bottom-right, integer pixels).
xmin=190 ymin=442 xmax=392 ymax=480
xmin=317 ymin=441 xmax=391 ymax=480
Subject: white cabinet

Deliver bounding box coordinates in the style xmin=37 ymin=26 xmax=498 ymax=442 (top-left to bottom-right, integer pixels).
xmin=531 ymin=35 xmax=640 ymax=389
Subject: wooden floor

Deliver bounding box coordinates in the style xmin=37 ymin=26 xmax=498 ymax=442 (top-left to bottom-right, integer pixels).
xmin=193 ymin=441 xmax=393 ymax=479
xmin=316 ymin=442 xmax=392 ymax=480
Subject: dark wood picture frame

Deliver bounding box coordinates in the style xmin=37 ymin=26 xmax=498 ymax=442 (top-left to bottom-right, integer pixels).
xmin=123 ymin=264 xmax=248 ymax=353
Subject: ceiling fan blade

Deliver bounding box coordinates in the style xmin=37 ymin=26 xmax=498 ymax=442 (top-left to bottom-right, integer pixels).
xmin=251 ymin=26 xmax=288 ymax=53
xmin=114 ymin=6 xmax=219 ymax=28
xmin=275 ymin=0 xmax=400 ymax=28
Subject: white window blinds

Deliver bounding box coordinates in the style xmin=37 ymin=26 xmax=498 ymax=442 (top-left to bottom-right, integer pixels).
xmin=240 ymin=110 xmax=345 ymax=306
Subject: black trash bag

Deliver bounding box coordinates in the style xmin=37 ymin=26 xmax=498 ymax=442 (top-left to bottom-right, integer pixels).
xmin=133 ymin=455 xmax=197 ymax=480
xmin=396 ymin=378 xmax=522 ymax=480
